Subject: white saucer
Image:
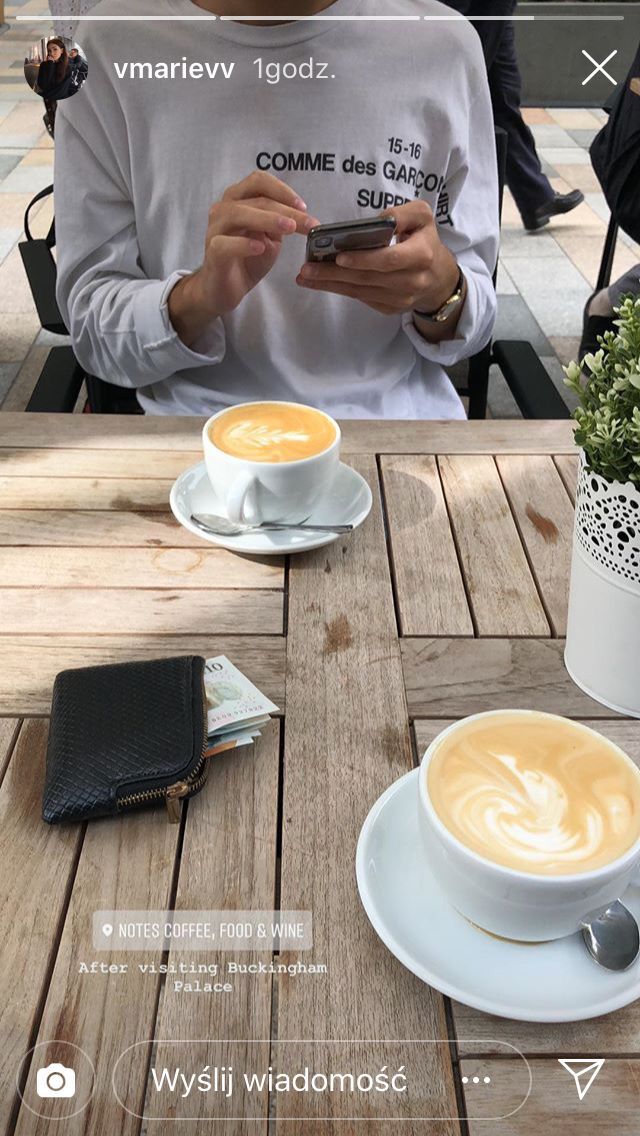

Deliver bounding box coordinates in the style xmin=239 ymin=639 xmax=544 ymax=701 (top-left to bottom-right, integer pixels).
xmin=170 ymin=461 xmax=372 ymax=555
xmin=356 ymin=769 xmax=640 ymax=1023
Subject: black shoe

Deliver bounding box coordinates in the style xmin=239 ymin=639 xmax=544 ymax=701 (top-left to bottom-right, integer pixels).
xmin=579 ymin=291 xmax=617 ymax=361
xmin=522 ymin=190 xmax=585 ymax=232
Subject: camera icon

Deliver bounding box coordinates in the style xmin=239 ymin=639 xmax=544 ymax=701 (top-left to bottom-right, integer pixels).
xmin=36 ymin=1064 xmax=76 ymax=1099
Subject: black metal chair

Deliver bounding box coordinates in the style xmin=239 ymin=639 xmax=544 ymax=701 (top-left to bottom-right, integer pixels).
xmin=456 ymin=127 xmax=569 ymax=419
xmin=591 ymin=89 xmax=625 ymax=305
xmin=595 ymin=214 xmax=620 ymax=294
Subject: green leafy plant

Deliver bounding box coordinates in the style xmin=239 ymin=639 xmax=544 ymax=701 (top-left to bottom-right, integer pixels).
xmin=564 ymin=295 xmax=640 ymax=486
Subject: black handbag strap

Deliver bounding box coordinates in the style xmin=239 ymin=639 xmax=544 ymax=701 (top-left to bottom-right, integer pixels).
xmin=19 ymin=183 xmax=64 ymax=333
xmin=23 ymin=184 xmax=55 ymax=247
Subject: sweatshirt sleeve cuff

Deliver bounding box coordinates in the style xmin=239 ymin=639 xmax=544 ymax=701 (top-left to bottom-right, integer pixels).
xmin=134 ymin=269 xmax=225 ymax=370
xmin=401 ymin=270 xmax=495 ymax=368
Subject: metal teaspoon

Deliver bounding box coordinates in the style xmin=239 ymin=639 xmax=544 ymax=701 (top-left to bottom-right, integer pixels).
xmin=191 ymin=512 xmax=354 ymax=537
xmin=580 ymin=900 xmax=640 ymax=971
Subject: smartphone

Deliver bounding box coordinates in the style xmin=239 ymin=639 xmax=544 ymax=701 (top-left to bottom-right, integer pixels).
xmin=305 ymin=216 xmax=396 ymax=262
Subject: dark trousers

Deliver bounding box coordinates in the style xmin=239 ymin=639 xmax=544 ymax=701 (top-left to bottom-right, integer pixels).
xmin=460 ymin=0 xmax=554 ymax=218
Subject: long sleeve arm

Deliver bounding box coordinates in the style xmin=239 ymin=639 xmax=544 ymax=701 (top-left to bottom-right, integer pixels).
xmin=54 ymin=63 xmax=225 ymax=390
xmin=402 ymin=34 xmax=499 ymax=369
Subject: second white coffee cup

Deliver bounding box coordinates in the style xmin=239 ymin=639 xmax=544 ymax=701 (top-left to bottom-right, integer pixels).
xmin=418 ymin=711 xmax=640 ymax=942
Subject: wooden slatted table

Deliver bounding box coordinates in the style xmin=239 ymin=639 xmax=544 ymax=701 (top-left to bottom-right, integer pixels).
xmin=1 ymin=412 xmax=637 ymax=1135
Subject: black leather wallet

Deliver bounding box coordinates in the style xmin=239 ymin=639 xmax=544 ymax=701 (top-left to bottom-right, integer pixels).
xmin=42 ymin=655 xmax=208 ymax=825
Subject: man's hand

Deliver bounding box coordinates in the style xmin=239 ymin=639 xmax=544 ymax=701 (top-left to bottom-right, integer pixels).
xmin=295 ymin=200 xmax=464 ymax=341
xmin=169 ymin=171 xmax=318 ymax=348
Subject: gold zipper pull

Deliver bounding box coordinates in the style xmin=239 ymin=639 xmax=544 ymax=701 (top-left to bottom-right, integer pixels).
xmin=165 ymin=781 xmax=190 ymax=823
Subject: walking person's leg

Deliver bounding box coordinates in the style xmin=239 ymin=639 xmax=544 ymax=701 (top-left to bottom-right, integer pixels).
xmin=482 ymin=10 xmax=584 ymax=230
xmin=470 ymin=0 xmax=513 ymax=68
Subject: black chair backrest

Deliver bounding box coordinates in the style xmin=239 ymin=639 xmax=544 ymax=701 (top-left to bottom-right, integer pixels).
xmin=464 ymin=126 xmax=506 ymax=419
xmin=84 ymin=375 xmax=142 ymax=414
xmin=495 ymin=126 xmax=507 ymax=231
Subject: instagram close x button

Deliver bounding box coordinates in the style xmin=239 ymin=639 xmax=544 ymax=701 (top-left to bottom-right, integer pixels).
xmin=16 ymin=1041 xmax=95 ymax=1120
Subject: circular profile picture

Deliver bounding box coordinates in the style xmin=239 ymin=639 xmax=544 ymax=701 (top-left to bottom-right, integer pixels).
xmin=24 ymin=36 xmax=88 ymax=135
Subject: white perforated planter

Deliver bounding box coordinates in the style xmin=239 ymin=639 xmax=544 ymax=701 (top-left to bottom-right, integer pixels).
xmin=565 ymin=456 xmax=640 ymax=717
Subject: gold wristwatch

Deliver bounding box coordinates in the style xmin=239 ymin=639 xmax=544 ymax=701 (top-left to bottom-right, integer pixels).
xmin=414 ymin=268 xmax=465 ymax=323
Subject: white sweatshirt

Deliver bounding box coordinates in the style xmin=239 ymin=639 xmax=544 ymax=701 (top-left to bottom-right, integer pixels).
xmin=54 ymin=0 xmax=499 ymax=418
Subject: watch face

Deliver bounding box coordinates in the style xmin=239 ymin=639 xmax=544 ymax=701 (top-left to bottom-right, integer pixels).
xmin=437 ymin=296 xmax=460 ymax=321
xmin=424 ymin=292 xmax=462 ymax=322
xmin=415 ymin=271 xmax=464 ymax=321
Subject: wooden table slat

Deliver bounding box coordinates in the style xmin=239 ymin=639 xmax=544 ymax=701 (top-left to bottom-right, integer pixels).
xmin=381 ymin=454 xmax=474 ymax=636
xmin=0 ymin=721 xmax=83 ymax=1135
xmin=405 ymin=639 xmax=622 ymax=719
xmin=0 ymin=477 xmax=175 ymax=511
xmin=0 ymin=717 xmax=20 ymax=785
xmin=145 ymin=722 xmax=280 ymax=1135
xmin=0 ymin=547 xmax=283 ymax=590
xmin=0 ymin=510 xmax=223 ymax=549
xmin=0 ymin=636 xmax=285 ymax=717
xmin=14 ymin=803 xmax=183 ymax=1136
xmin=554 ymin=454 xmax=580 ymax=504
xmin=276 ymin=456 xmax=459 ymax=1133
xmin=496 ymin=455 xmax=575 ymax=636
xmin=0 ymin=447 xmax=201 ymax=479
xmin=0 ymin=414 xmax=576 ymax=454
xmin=456 ymin=1003 xmax=640 ymax=1063
xmin=0 ymin=588 xmax=283 ymax=635
xmin=437 ymin=455 xmax=550 ymax=637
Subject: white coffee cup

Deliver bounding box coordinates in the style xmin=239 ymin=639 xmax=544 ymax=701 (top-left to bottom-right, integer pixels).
xmin=418 ymin=710 xmax=640 ymax=942
xmin=202 ymin=401 xmax=341 ymax=525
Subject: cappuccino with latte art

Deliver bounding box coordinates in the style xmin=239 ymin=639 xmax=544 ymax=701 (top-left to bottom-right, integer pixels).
xmin=427 ymin=712 xmax=640 ymax=876
xmin=209 ymin=402 xmax=337 ymax=463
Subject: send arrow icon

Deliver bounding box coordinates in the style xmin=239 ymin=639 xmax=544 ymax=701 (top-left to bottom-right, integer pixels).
xmin=558 ymin=1059 xmax=605 ymax=1101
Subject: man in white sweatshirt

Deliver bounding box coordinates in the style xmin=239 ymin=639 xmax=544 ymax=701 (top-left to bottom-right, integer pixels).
xmin=54 ymin=0 xmax=499 ymax=418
